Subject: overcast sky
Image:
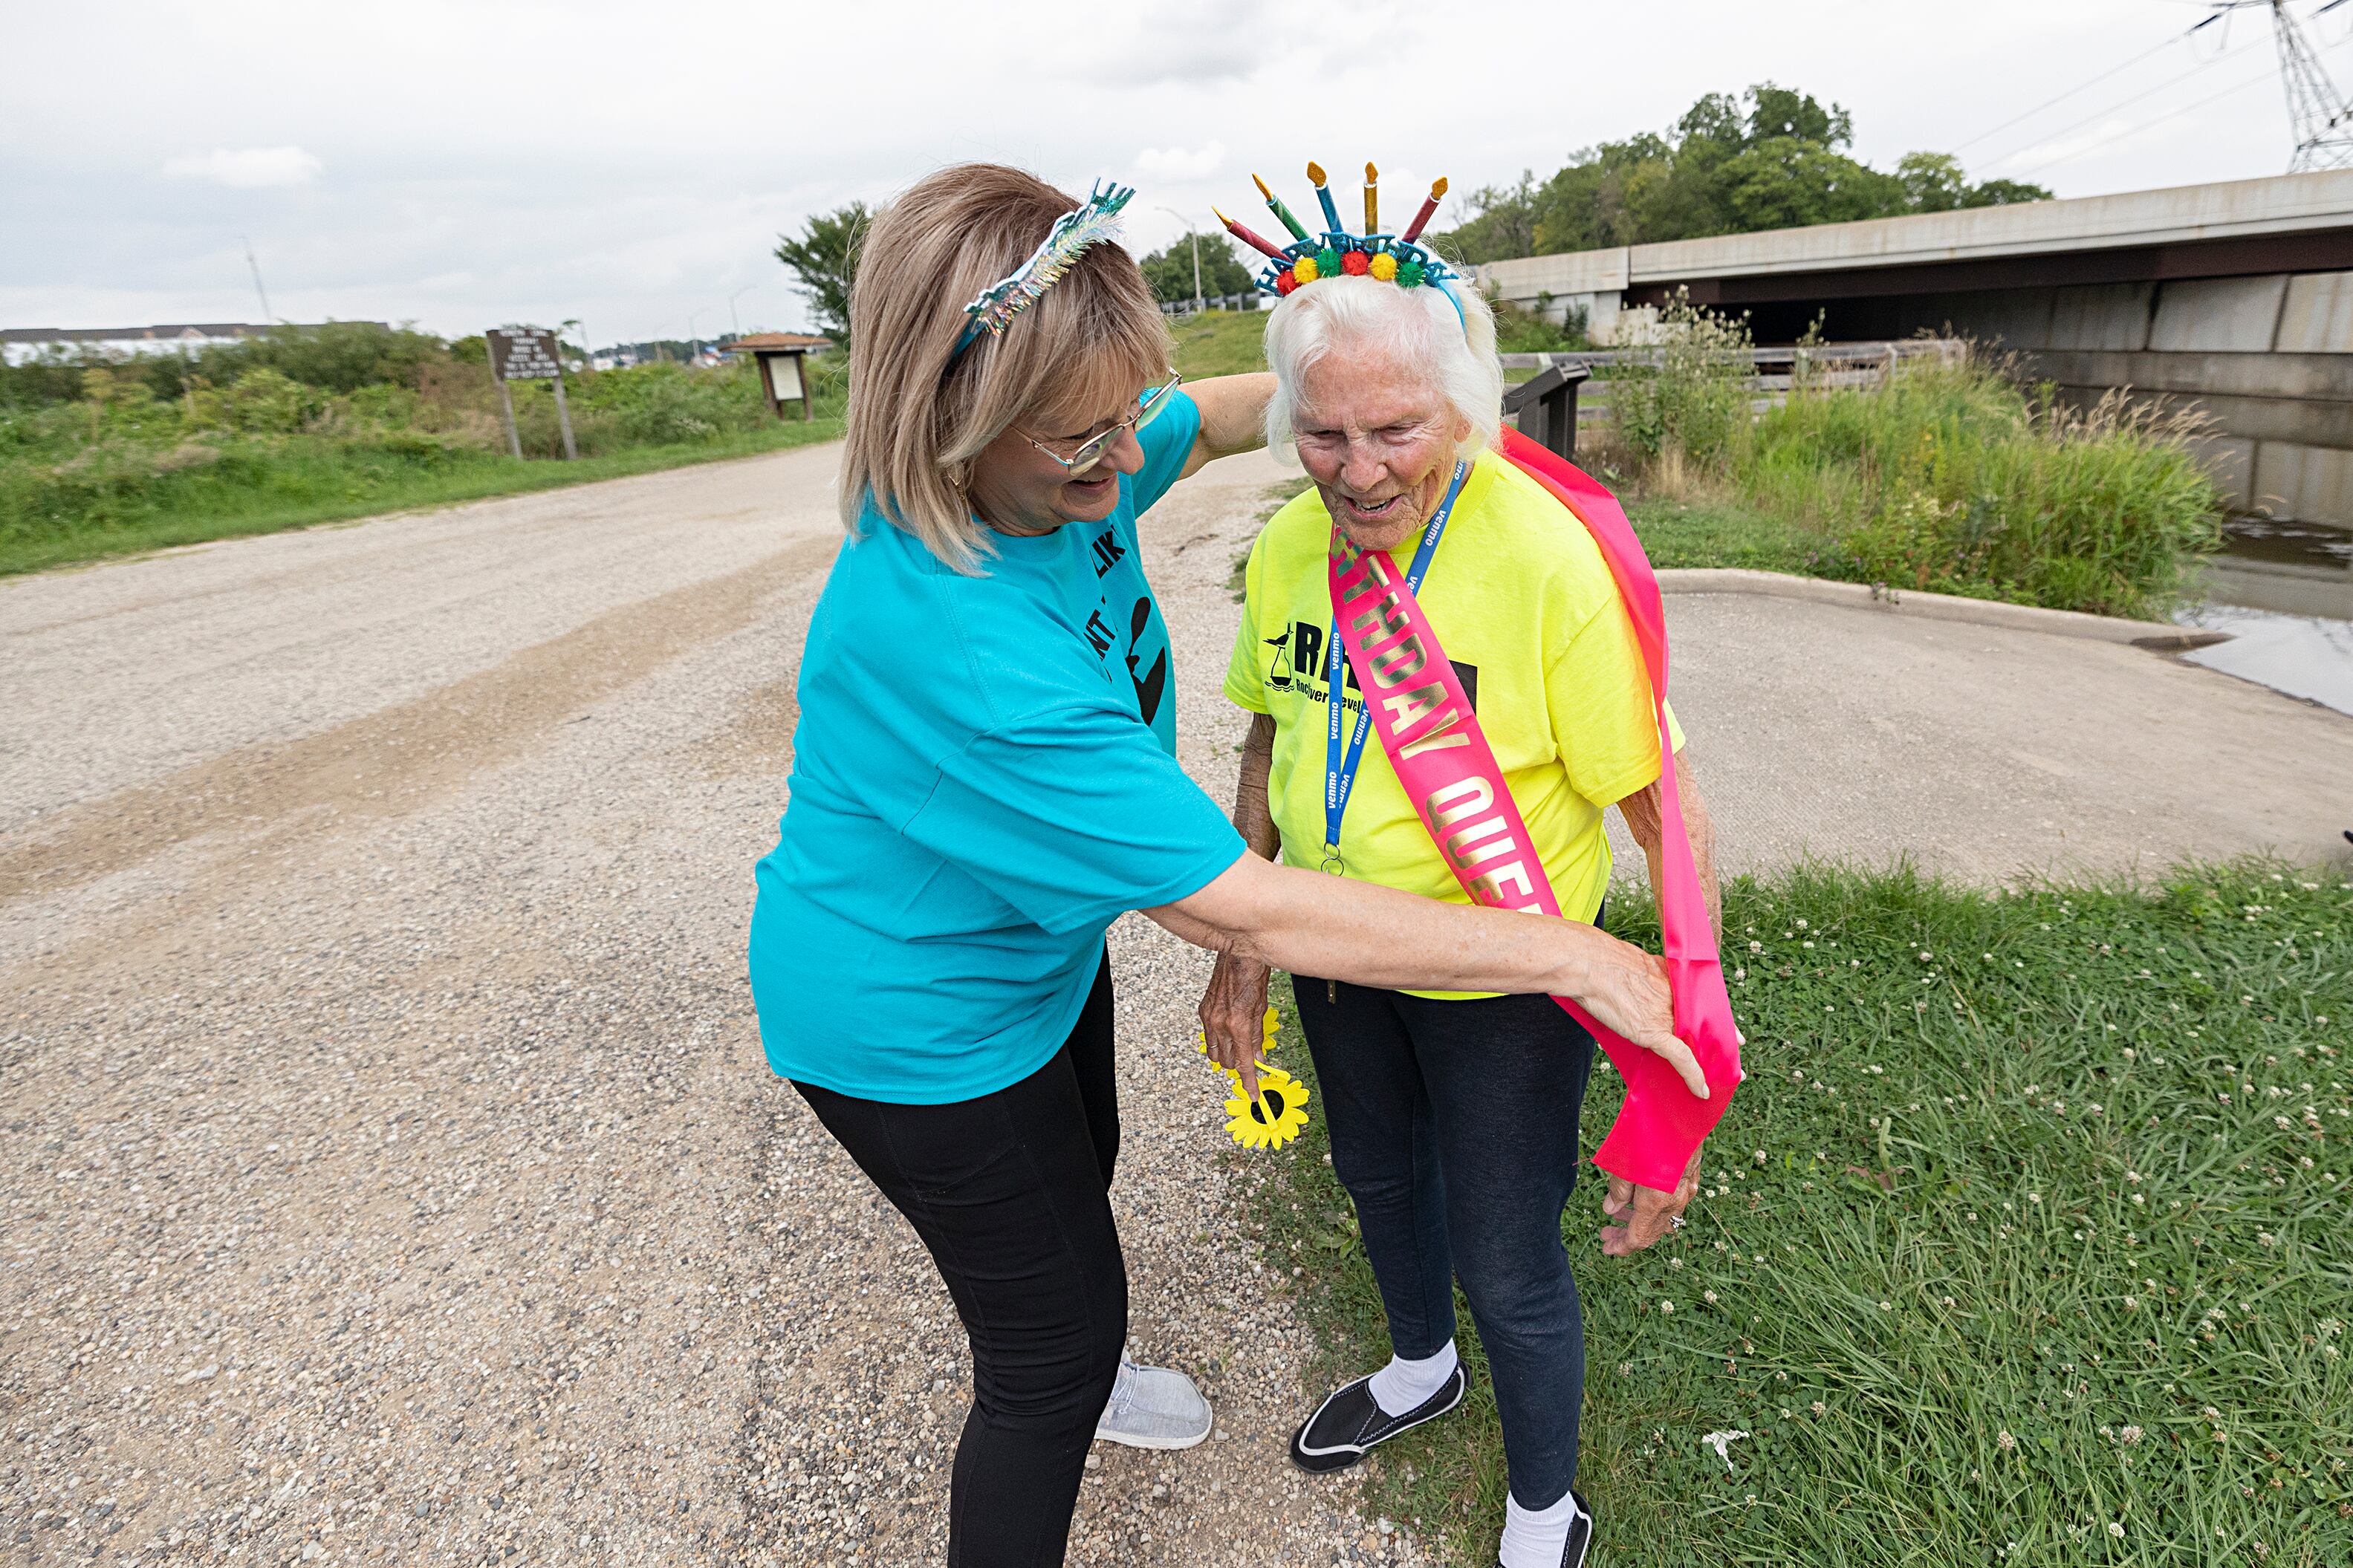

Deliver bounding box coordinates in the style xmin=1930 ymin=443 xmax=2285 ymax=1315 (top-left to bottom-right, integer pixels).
xmin=6 ymin=0 xmax=2346 ymax=345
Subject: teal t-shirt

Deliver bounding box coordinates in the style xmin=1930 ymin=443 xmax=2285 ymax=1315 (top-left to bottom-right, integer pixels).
xmin=749 ymin=391 xmax=1244 ymax=1103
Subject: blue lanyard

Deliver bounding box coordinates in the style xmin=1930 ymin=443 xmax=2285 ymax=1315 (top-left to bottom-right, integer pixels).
xmin=1322 ymin=462 xmax=1467 ymax=871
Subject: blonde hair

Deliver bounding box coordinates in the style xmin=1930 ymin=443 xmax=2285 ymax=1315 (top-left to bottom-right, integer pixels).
xmin=1262 ymin=275 xmax=1502 ymax=466
xmin=840 ymin=164 xmax=1173 ymax=573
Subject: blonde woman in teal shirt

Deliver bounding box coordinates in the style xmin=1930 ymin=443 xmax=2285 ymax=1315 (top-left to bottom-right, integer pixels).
xmin=748 ymin=163 xmax=1698 ymax=1567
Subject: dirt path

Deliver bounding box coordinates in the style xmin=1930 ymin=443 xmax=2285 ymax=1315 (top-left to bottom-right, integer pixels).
xmin=5 ymin=442 xmax=2348 ymax=1568
xmin=1 ymin=445 xmax=1423 ymax=1568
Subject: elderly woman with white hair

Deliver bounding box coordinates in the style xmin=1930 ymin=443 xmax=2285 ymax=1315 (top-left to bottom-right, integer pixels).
xmin=1196 ymin=268 xmax=1727 ymax=1567
xmin=747 ymin=163 xmax=1705 ymax=1567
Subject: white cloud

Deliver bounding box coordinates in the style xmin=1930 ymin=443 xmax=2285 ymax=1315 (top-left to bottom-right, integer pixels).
xmin=1135 ymin=141 xmax=1226 ymax=182
xmin=161 ymin=146 xmax=324 ymax=189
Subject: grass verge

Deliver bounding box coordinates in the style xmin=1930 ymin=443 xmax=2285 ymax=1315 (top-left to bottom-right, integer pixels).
xmin=1623 ymin=496 xmax=1851 ymax=579
xmin=0 ymin=416 xmax=843 ymax=576
xmin=1169 ymin=310 xmax=1271 ymax=380
xmin=1249 ymin=860 xmax=2353 ymax=1567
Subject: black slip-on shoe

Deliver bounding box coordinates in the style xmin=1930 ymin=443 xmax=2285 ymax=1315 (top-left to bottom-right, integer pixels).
xmin=1560 ymin=1489 xmax=1594 ymax=1568
xmin=1287 ymin=1363 xmax=1467 ymax=1473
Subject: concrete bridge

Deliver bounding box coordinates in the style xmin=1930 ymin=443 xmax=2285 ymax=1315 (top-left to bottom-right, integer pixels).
xmin=1476 ymin=171 xmax=2353 ymax=530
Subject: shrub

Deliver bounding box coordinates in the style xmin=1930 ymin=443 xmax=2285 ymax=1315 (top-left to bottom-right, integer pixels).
xmin=1609 ymin=290 xmax=1757 ymax=467
xmin=1742 ymin=364 xmax=2223 ymax=618
xmin=1491 ymin=294 xmax=1592 ymax=354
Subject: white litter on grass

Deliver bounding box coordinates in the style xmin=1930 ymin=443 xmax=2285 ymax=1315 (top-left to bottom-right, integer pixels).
xmin=1701 ymin=1428 xmax=1750 ymax=1473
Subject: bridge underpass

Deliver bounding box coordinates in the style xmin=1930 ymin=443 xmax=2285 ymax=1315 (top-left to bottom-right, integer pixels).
xmin=1476 ymin=169 xmax=2353 ymax=595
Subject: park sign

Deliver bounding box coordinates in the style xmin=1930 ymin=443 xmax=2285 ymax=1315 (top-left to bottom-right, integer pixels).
xmin=486 ymin=328 xmax=564 ymax=381
xmin=483 ymin=326 xmax=577 ymax=461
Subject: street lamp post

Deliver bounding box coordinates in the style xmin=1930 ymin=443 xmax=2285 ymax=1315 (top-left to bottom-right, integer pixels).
xmin=1157 ymin=206 xmax=1204 ymax=314
xmin=687 ymin=308 xmax=710 ymax=362
xmin=728 ymin=285 xmax=755 ymax=340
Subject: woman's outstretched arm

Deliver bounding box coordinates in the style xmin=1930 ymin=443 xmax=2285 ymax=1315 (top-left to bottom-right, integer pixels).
xmin=1146 ymin=848 xmax=1703 ymax=1097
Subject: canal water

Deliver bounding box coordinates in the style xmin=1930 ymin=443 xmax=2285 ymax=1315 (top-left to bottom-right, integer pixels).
xmin=2178 ymin=518 xmax=2353 ymax=717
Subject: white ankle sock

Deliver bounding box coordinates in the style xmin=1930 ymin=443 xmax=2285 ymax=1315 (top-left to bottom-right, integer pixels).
xmin=1497 ymin=1487 xmax=1581 ymax=1568
xmin=1366 ymin=1338 xmax=1458 ymax=1417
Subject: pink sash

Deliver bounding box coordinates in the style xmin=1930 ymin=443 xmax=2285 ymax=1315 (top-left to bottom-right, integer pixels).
xmin=1324 ymin=432 xmax=1741 ymax=1191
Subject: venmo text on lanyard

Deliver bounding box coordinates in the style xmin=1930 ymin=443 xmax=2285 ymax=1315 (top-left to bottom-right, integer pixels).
xmin=1322 ymin=461 xmax=1470 ymax=878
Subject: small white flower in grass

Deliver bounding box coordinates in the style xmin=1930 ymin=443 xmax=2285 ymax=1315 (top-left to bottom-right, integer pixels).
xmin=1878 ymin=1301 xmax=1892 ymax=1312
xmin=2028 ymin=1193 xmax=2042 ymax=1205
xmin=1996 ymin=1430 xmax=2016 ymax=1451
xmin=1753 ymin=1149 xmax=1766 ymax=1165
xmin=1795 ymin=919 xmax=1808 ymax=929
xmin=2259 ymin=1232 xmax=2276 ymax=1246
xmin=1660 ymin=1300 xmax=1673 ymax=1314
xmin=2123 ymin=1295 xmax=2138 ymax=1310
xmin=2108 ymin=1523 xmax=2125 ymax=1539
xmin=1811 ymin=1400 xmax=1825 ymax=1416
xmin=2119 ymin=1425 xmax=2142 ymax=1444
xmin=1748 ymin=940 xmax=1762 ymax=953
xmin=1704 ymin=1291 xmax=1718 ymax=1305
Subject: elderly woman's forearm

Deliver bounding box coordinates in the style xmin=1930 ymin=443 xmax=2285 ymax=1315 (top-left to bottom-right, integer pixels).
xmin=1230 ymin=713 xmax=1280 ymax=861
xmin=1619 ymin=749 xmax=1722 ymax=940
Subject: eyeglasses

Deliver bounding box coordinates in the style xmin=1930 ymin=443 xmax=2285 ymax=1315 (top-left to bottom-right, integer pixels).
xmin=1019 ymin=371 xmax=1184 ymax=477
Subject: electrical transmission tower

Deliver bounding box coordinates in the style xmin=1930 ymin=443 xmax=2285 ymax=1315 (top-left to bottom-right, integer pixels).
xmin=2213 ymin=0 xmax=2353 ymax=170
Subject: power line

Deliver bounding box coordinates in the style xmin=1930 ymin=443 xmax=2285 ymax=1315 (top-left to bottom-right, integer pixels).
xmin=1979 ymin=28 xmax=2261 ymax=169
xmin=1950 ymin=32 xmax=2198 ymax=154
xmin=2006 ymin=60 xmax=2283 ymax=177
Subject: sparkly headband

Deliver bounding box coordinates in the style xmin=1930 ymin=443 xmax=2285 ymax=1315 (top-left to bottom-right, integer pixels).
xmin=1216 ymin=162 xmax=1462 ymax=323
xmin=947 ymin=179 xmax=1135 ymax=363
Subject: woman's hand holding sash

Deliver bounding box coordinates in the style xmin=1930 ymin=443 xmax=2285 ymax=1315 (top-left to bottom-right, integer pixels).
xmin=1323 ymin=435 xmax=1742 ymax=1193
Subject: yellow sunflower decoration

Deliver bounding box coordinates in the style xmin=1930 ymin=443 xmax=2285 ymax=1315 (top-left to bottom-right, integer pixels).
xmin=1223 ymin=1065 xmax=1311 ymax=1150
xmin=1196 ymin=1006 xmax=1312 ymax=1150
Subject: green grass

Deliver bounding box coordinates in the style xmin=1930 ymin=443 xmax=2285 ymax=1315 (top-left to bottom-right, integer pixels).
xmin=1249 ymin=860 xmax=2353 ymax=1567
xmin=1735 ymin=368 xmax=2222 ymax=619
xmin=0 ymin=414 xmax=842 ymax=577
xmin=1626 ymin=496 xmax=1853 ymax=578
xmin=1169 ymin=309 xmax=1272 ymax=380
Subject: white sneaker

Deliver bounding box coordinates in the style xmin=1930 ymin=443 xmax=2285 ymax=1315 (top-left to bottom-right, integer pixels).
xmin=1094 ymin=1356 xmax=1213 ymax=1449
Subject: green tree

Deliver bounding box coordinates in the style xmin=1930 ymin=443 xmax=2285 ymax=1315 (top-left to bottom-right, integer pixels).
xmin=1137 ymin=233 xmax=1257 ymax=303
xmin=1441 ymin=82 xmax=2051 ymax=264
xmin=773 ymin=202 xmax=869 ymax=345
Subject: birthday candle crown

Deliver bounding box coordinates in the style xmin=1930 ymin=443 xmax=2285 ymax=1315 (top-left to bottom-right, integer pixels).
xmin=951 ymin=180 xmax=1135 ymax=361
xmin=1216 ymin=161 xmax=1455 ymax=302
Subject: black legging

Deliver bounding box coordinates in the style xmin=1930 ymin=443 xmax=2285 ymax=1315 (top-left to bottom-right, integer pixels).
xmin=793 ymin=949 xmax=1123 ymax=1567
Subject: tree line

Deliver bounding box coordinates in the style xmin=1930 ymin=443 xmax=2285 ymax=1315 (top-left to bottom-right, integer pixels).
xmin=770 ymin=82 xmax=2054 ymax=318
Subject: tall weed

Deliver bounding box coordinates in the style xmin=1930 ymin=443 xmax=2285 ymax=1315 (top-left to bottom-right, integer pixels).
xmin=1742 ymin=364 xmax=2222 ymax=618
xmin=1600 ymin=302 xmax=2224 ymax=618
xmin=1609 ymin=289 xmax=1757 ymax=468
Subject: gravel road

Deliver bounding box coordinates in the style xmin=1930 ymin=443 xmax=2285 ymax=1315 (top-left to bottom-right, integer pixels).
xmin=1 ymin=443 xmax=1420 ymax=1568
xmin=10 ymin=436 xmax=2347 ymax=1568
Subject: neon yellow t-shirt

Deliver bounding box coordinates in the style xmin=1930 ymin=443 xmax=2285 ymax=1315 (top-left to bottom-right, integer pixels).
xmin=1222 ymin=450 xmax=1681 ymax=998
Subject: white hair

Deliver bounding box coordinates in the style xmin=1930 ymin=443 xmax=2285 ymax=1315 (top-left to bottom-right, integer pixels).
xmin=1262 ymin=274 xmax=1503 ymax=466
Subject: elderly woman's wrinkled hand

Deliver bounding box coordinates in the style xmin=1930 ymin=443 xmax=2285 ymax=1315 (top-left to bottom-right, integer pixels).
xmin=1578 ymin=937 xmax=1706 ymax=1099
xmin=1197 ymin=950 xmax=1272 ymax=1100
xmin=1600 ymin=1147 xmax=1703 ymax=1257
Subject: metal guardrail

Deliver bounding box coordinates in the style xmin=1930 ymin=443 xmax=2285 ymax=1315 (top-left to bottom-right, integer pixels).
xmin=1499 ymin=339 xmax=1964 ymax=374
xmin=1502 ymin=339 xmax=1967 ymax=420
xmin=1158 ymin=294 xmax=1264 ymax=317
